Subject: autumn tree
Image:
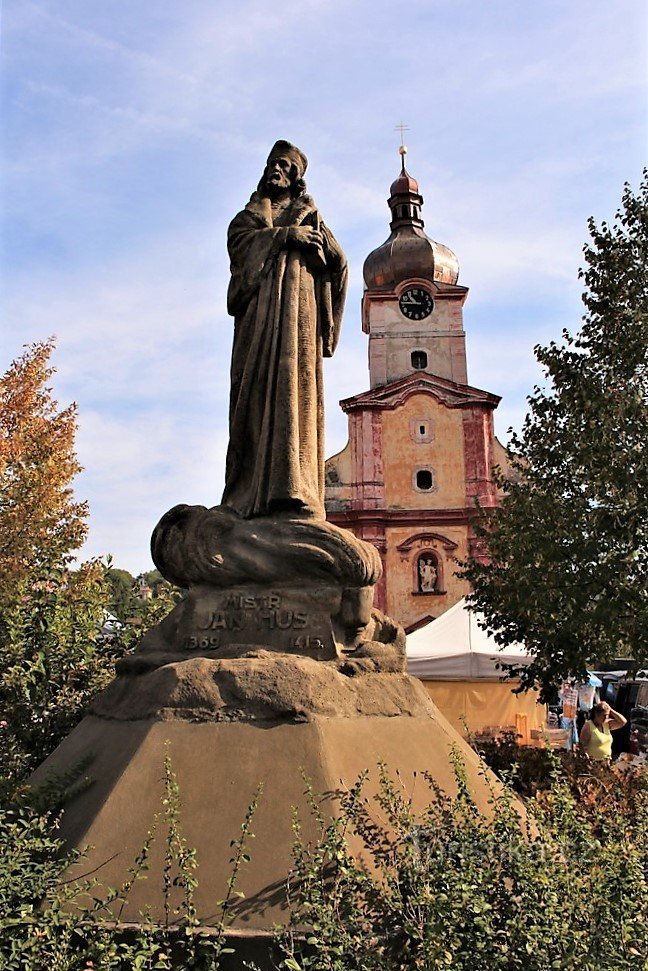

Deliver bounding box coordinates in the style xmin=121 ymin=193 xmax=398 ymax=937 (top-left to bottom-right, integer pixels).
xmin=0 ymin=341 xmax=181 ymax=788
xmin=0 ymin=341 xmax=110 ymax=783
xmin=463 ymin=174 xmax=648 ymax=697
xmin=0 ymin=339 xmax=87 ymax=604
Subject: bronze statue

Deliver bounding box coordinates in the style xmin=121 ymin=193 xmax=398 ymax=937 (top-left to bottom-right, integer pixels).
xmin=222 ymin=141 xmax=348 ymax=519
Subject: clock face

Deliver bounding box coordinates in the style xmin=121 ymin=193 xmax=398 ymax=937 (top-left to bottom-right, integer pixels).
xmin=398 ymin=287 xmax=434 ymax=321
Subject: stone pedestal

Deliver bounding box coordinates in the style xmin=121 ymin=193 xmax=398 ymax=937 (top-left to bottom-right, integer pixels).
xmin=132 ymin=503 xmax=405 ymax=671
xmin=32 ymin=671 xmax=498 ymax=930
xmin=31 ymin=505 xmax=508 ymax=941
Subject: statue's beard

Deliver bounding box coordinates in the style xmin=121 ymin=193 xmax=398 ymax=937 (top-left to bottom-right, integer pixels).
xmin=264 ymin=167 xmax=295 ymax=196
xmin=265 ymin=180 xmax=291 ymax=199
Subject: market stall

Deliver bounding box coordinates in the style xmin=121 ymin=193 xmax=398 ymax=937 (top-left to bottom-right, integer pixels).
xmin=406 ymin=599 xmax=546 ymax=738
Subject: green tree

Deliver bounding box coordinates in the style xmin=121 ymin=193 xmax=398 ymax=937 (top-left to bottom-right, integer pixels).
xmin=0 ymin=558 xmax=117 ymax=788
xmin=463 ymin=174 xmax=648 ymax=697
xmin=105 ymin=564 xmax=136 ymax=620
xmin=0 ymin=341 xmax=114 ymax=786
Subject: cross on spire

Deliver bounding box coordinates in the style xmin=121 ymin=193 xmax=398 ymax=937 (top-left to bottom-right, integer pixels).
xmin=394 ymin=121 xmax=409 ymax=145
xmin=394 ymin=122 xmax=409 ymax=172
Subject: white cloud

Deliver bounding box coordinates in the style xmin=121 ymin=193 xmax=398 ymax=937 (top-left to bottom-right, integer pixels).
xmin=3 ymin=0 xmax=645 ymax=571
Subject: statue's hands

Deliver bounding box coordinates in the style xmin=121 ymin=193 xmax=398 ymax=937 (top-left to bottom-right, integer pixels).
xmin=288 ymin=226 xmax=325 ymax=252
xmin=288 ymin=226 xmax=327 ymax=269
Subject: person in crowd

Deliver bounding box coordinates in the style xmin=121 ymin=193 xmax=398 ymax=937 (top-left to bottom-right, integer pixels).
xmin=579 ymin=701 xmax=627 ymax=761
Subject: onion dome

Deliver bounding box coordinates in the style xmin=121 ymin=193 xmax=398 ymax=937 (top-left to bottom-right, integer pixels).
xmin=363 ymin=148 xmax=459 ymax=290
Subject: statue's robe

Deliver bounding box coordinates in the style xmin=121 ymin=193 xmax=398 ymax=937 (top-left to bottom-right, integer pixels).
xmin=222 ymin=191 xmax=347 ymax=519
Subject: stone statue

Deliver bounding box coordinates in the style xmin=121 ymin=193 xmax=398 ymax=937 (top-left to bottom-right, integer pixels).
xmin=222 ymin=140 xmax=348 ymax=520
xmin=418 ymin=557 xmax=437 ymax=593
xmin=146 ymin=142 xmax=394 ymax=664
xmin=32 ymin=142 xmax=507 ymax=943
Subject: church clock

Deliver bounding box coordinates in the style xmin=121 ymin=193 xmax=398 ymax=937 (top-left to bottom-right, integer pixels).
xmin=398 ymin=286 xmax=433 ymax=321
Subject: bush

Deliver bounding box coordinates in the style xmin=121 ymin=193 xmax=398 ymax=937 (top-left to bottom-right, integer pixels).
xmin=474 ymin=731 xmax=647 ymax=836
xmin=0 ymin=560 xmax=180 ymax=798
xmin=277 ymin=758 xmax=648 ymax=970
xmin=0 ymin=748 xmax=645 ymax=969
xmin=0 ymin=755 xmax=257 ymax=970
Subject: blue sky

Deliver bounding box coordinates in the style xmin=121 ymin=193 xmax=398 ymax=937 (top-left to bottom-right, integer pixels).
xmin=2 ymin=0 xmax=646 ymax=573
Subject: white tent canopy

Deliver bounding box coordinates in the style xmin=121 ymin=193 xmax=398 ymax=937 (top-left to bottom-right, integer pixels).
xmin=407 ymin=598 xmax=532 ymax=680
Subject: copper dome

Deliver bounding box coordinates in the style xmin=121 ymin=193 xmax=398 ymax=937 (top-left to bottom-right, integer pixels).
xmin=363 ymin=163 xmax=459 ymax=290
xmin=389 ymin=170 xmax=420 ymax=196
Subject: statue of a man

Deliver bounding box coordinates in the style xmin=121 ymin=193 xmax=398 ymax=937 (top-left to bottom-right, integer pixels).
xmin=222 ymin=141 xmax=348 ymax=520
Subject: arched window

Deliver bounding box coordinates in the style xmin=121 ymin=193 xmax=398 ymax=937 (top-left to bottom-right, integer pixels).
xmin=411 ymin=350 xmax=428 ymax=370
xmin=416 ymin=469 xmax=433 ymax=491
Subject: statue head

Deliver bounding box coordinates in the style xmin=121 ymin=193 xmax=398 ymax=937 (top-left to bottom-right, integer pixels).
xmin=258 ymin=140 xmax=308 ymax=198
xmin=336 ymin=586 xmax=374 ymax=634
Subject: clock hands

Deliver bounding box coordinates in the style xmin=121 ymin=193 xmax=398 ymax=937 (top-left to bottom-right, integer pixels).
xmin=399 ymin=287 xmax=433 ymax=320
xmin=401 ymin=291 xmax=423 ymax=306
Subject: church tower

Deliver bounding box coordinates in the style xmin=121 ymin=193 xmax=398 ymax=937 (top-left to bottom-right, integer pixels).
xmin=362 ymin=152 xmax=466 ymax=388
xmin=325 ymin=148 xmax=507 ymax=632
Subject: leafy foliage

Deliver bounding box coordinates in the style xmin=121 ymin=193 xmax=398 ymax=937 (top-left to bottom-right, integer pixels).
xmin=0 ymin=339 xmax=87 ymax=604
xmin=0 ymin=754 xmax=258 ymax=969
xmin=463 ymin=174 xmax=648 ymax=696
xmin=0 ymin=558 xmax=179 ymax=795
xmin=1 ymin=558 xmax=117 ymax=792
xmin=1 ymin=741 xmax=646 ymax=968
xmin=105 ymin=567 xmax=178 ymax=623
xmin=105 ymin=566 xmax=137 ymax=620
xmin=474 ymin=730 xmax=648 ymax=830
xmin=278 ymin=758 xmax=648 ymax=971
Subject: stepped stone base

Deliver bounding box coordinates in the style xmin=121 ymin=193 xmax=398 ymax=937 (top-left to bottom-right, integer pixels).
xmin=31 ymin=668 xmax=499 ymax=931
xmin=30 ymin=511 xmax=512 ymax=947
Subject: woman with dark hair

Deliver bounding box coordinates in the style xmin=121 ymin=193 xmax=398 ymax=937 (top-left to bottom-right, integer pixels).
xmin=579 ymin=701 xmax=627 ymax=761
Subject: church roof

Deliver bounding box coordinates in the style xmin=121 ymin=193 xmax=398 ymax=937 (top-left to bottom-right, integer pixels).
xmin=339 ymin=371 xmax=501 ymax=413
xmin=389 ymin=169 xmax=420 ymax=196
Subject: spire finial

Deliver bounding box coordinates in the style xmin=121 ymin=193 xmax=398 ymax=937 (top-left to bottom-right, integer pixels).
xmin=394 ymin=121 xmax=409 ymax=173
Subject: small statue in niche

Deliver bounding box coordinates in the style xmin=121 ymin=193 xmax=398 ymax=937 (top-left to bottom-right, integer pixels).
xmin=418 ymin=556 xmax=438 ymax=593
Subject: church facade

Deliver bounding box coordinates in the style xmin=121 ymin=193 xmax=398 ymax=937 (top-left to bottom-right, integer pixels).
xmin=325 ymin=152 xmax=508 ymax=633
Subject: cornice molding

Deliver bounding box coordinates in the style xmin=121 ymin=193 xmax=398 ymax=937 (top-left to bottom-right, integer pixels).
xmin=326 ymin=507 xmax=476 ymax=528
xmin=363 ymin=280 xmax=469 ymax=300
xmin=396 ymin=531 xmax=459 ymax=555
xmin=340 ymin=372 xmax=500 ymax=413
